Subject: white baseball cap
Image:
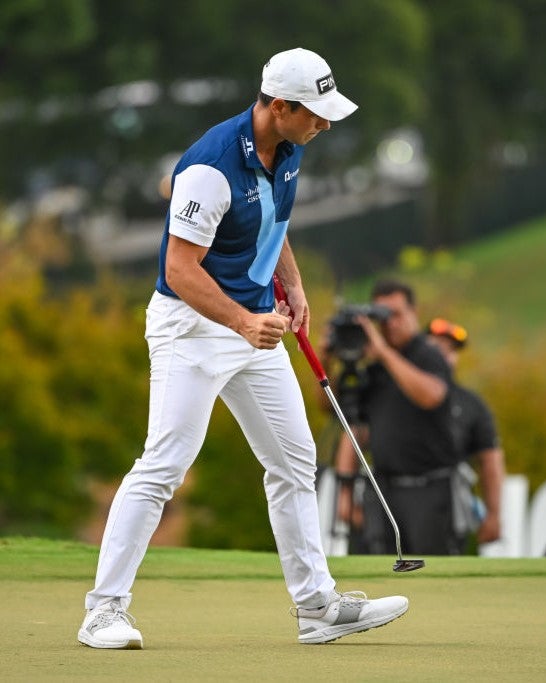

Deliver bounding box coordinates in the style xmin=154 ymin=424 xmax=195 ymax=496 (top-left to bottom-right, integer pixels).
xmin=261 ymin=47 xmax=358 ymax=122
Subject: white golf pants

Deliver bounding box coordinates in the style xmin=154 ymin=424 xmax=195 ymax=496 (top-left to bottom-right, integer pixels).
xmin=85 ymin=291 xmax=335 ymax=610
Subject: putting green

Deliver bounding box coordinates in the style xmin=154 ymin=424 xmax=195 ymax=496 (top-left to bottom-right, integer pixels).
xmin=1 ymin=539 xmax=545 ymax=682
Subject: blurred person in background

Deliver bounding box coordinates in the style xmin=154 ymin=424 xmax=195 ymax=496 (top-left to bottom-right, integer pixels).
xmin=426 ymin=318 xmax=505 ymax=550
xmin=320 ymin=279 xmax=460 ymax=556
xmin=319 ymin=292 xmax=505 ymax=557
xmin=77 ymin=48 xmax=409 ymax=651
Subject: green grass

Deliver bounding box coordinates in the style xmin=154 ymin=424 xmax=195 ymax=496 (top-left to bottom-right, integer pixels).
xmin=342 ymin=215 xmax=546 ymax=351
xmin=1 ymin=537 xmax=544 ymax=581
xmin=438 ymin=217 xmax=546 ymax=332
xmin=1 ymin=538 xmax=545 ymax=682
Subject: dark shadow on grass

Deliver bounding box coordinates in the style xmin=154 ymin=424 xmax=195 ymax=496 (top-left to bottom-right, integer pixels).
xmin=325 ymin=641 xmax=448 ymax=648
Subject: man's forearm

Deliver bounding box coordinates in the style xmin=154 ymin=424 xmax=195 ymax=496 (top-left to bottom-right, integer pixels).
xmin=165 ymin=236 xmax=291 ymax=350
xmin=275 ymin=237 xmax=303 ymax=292
xmin=476 ymin=447 xmax=505 ymax=543
xmin=275 ymin=237 xmax=309 ymax=334
xmin=478 ymin=448 xmax=505 ymax=516
xmin=168 ymin=252 xmax=251 ymax=333
xmin=379 ymin=345 xmax=448 ymax=409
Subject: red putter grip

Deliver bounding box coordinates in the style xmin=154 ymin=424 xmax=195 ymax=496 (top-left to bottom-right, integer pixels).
xmin=273 ymin=275 xmax=329 ymax=385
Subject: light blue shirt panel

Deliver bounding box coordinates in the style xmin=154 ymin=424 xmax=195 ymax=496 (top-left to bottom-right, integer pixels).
xmin=248 ymin=170 xmax=289 ymax=286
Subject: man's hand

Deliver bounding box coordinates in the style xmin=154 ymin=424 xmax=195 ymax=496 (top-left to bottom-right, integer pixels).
xmin=477 ymin=512 xmax=502 ymax=544
xmin=240 ymin=311 xmax=291 ymax=349
xmin=275 ymin=299 xmax=292 ymax=321
xmin=275 ymin=238 xmax=309 ymax=335
xmin=356 ymin=315 xmax=389 ymax=361
xmin=284 ymin=283 xmax=309 ymax=335
xmin=274 ymin=283 xmax=310 ymax=336
xmin=356 ymin=313 xmax=448 ymax=410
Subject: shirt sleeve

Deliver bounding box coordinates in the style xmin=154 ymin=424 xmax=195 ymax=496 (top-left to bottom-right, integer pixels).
xmin=466 ymin=393 xmax=500 ymax=452
xmin=169 ymin=164 xmax=231 ymax=247
xmin=415 ymin=341 xmax=453 ymax=383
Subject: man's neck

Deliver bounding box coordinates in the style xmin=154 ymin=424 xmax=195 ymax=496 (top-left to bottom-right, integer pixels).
xmin=252 ymin=102 xmax=283 ymax=171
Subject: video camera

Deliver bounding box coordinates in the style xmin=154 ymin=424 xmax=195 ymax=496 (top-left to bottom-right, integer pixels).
xmin=327 ymin=303 xmax=392 ymax=363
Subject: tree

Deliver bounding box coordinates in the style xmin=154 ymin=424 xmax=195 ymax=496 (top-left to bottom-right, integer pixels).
xmin=0 ymin=1 xmax=429 ymax=197
xmin=0 ymin=0 xmax=96 ymax=97
xmin=0 ymin=219 xmax=150 ymax=535
xmin=417 ymin=0 xmax=546 ymax=245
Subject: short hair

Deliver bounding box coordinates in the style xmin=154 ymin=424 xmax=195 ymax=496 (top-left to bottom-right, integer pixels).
xmin=371 ymin=279 xmax=416 ymax=307
xmin=257 ymin=91 xmax=301 ymax=111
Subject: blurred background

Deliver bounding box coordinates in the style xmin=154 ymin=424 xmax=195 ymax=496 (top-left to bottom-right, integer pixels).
xmin=1 ymin=0 xmax=546 ymax=554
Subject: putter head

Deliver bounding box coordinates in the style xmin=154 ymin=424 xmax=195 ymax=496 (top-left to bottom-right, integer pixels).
xmin=393 ymin=558 xmax=425 ymax=573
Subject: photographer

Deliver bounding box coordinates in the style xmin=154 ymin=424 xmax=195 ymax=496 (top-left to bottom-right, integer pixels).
xmin=426 ymin=318 xmax=505 ymax=550
xmin=322 ymin=279 xmax=461 ymax=555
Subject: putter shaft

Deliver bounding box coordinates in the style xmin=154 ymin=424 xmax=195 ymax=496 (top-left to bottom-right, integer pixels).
xmin=321 ymin=384 xmax=405 ymax=562
xmin=272 ymin=274 xmax=424 ymax=571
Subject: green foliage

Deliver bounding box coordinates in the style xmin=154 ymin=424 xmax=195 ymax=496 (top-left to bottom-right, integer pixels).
xmin=477 ymin=339 xmax=546 ymax=492
xmin=415 ymin=0 xmax=546 ymax=244
xmin=3 ymin=0 xmax=546 ymax=250
xmin=0 ymin=0 xmax=429 ymax=197
xmin=0 ymin=226 xmax=149 ymax=535
xmin=185 ymin=402 xmax=274 ymax=551
xmin=0 ymin=0 xmax=96 ymax=96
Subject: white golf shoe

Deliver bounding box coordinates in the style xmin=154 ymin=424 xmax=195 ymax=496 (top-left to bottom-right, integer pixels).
xmin=78 ymin=598 xmax=143 ymax=649
xmin=292 ymin=590 xmax=408 ymax=644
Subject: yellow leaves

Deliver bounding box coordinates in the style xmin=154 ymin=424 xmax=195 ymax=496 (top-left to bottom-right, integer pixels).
xmin=0 ymin=241 xmax=149 ymax=531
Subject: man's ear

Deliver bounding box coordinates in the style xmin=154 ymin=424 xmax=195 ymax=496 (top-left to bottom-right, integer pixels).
xmin=270 ymin=98 xmax=288 ymax=118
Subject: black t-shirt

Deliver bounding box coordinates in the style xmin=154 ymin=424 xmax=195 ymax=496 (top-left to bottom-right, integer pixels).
xmin=450 ymin=384 xmax=500 ymax=460
xmin=359 ymin=334 xmax=457 ymax=476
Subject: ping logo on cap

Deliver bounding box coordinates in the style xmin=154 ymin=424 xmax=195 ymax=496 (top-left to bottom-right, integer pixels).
xmin=316 ymin=73 xmax=336 ymax=95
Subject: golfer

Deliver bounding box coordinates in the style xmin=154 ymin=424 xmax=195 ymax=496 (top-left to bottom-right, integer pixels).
xmin=78 ymin=47 xmax=408 ymax=649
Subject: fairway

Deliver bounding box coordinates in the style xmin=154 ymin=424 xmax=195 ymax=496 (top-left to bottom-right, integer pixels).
xmin=1 ymin=539 xmax=545 ymax=682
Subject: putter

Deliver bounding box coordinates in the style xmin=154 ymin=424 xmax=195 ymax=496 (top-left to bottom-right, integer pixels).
xmin=273 ymin=275 xmax=424 ymax=573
